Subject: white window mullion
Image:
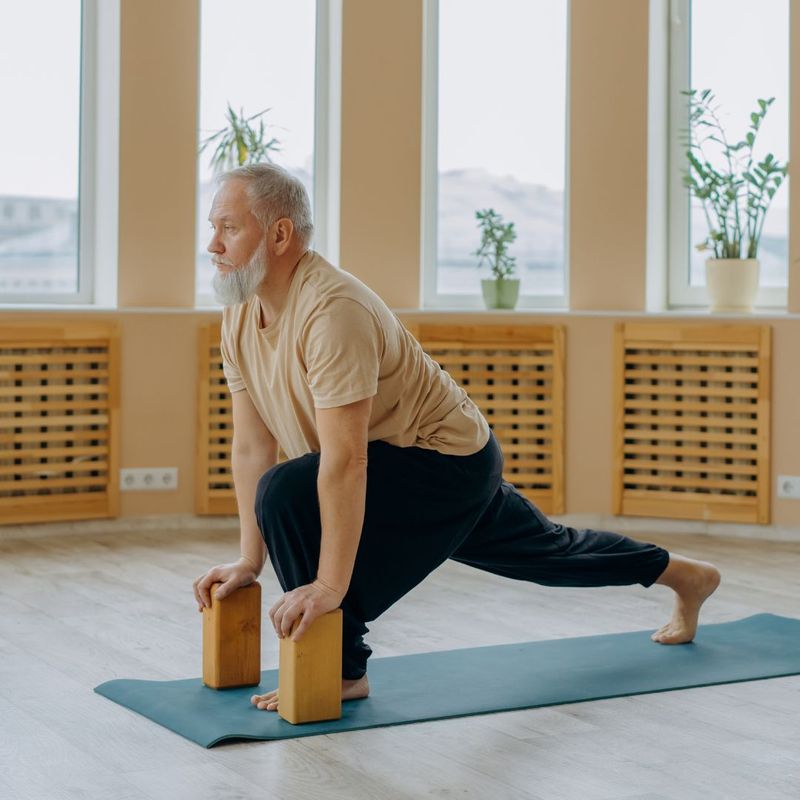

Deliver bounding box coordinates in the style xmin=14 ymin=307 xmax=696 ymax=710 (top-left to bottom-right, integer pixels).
xmin=77 ymin=0 xmax=97 ymax=305
xmin=667 ymin=0 xmax=701 ymax=308
xmin=313 ymin=0 xmax=341 ymax=266
xmin=420 ymin=0 xmax=439 ymax=310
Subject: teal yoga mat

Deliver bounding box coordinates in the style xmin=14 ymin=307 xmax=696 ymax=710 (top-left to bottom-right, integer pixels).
xmin=95 ymin=613 xmax=800 ymax=748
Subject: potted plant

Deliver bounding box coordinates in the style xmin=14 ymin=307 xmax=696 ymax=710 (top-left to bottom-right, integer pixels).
xmin=199 ymin=102 xmax=281 ymax=171
xmin=473 ymin=208 xmax=520 ymax=309
xmin=682 ymin=89 xmax=788 ymax=312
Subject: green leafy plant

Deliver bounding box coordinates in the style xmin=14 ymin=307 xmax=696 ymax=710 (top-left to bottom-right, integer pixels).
xmin=473 ymin=208 xmax=517 ymax=280
xmin=199 ymin=103 xmax=281 ymax=172
xmin=681 ymin=89 xmax=788 ymax=260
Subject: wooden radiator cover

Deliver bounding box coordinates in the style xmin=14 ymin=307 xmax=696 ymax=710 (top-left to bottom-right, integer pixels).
xmin=613 ymin=323 xmax=771 ymax=524
xmin=410 ymin=324 xmax=565 ymax=515
xmin=197 ymin=323 xmax=237 ymax=515
xmin=0 ymin=322 xmax=120 ymax=525
xmin=197 ymin=321 xmax=566 ymax=516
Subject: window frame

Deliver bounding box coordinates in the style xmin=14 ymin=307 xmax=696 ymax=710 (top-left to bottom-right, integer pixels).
xmin=1 ymin=0 xmax=97 ymax=305
xmin=667 ymin=0 xmax=788 ymax=309
xmin=194 ymin=0 xmax=339 ymax=307
xmin=420 ymin=0 xmax=570 ymax=311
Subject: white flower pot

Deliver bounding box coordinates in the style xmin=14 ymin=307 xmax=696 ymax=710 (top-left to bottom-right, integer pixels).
xmin=705 ymin=258 xmax=760 ymax=312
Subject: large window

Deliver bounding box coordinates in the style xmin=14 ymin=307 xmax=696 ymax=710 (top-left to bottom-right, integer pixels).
xmin=0 ymin=1 xmax=88 ymax=302
xmin=669 ymin=0 xmax=789 ymax=307
xmin=422 ymin=0 xmax=569 ymax=309
xmin=196 ymin=0 xmax=321 ymax=303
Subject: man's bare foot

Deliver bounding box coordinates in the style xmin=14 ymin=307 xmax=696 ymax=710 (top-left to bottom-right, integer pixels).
xmin=250 ymin=673 xmax=370 ymax=712
xmin=651 ymin=553 xmax=721 ymax=644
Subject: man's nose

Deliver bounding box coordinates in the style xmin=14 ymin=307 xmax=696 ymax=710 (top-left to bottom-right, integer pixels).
xmin=207 ymin=233 xmax=223 ymax=255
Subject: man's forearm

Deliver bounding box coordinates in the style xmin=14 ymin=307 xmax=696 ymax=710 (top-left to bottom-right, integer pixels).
xmin=315 ymin=462 xmax=367 ymax=594
xmin=231 ymin=449 xmax=276 ymax=573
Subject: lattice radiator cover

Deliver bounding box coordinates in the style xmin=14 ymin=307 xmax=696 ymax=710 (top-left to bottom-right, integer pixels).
xmin=412 ymin=324 xmax=565 ymax=515
xmin=0 ymin=323 xmax=120 ymax=525
xmin=197 ymin=324 xmax=237 ymax=515
xmin=613 ymin=323 xmax=771 ymax=524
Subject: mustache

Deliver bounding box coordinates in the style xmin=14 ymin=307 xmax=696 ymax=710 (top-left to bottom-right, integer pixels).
xmin=212 ymin=258 xmax=235 ymax=267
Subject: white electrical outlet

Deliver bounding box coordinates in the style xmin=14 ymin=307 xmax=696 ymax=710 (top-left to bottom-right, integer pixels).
xmin=777 ymin=475 xmax=800 ymax=499
xmin=120 ymin=467 xmax=179 ymax=492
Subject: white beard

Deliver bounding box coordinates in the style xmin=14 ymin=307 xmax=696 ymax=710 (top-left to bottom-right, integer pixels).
xmin=212 ymin=240 xmax=268 ymax=306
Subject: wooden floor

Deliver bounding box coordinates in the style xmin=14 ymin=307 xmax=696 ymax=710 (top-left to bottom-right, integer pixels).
xmin=1 ymin=525 xmax=799 ymax=800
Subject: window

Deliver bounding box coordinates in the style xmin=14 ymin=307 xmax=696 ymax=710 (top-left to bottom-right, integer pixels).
xmin=668 ymin=0 xmax=789 ymax=308
xmin=422 ymin=0 xmax=569 ymax=309
xmin=196 ymin=0 xmax=335 ymax=304
xmin=0 ymin=1 xmax=91 ymax=303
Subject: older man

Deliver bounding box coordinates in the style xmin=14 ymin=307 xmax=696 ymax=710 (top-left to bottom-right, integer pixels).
xmin=192 ymin=163 xmax=721 ymax=712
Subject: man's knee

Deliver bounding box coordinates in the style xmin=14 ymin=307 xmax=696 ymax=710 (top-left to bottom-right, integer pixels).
xmin=254 ymin=455 xmax=318 ymax=533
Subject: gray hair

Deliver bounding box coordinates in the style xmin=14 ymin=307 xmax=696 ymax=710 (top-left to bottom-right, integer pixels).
xmin=217 ymin=163 xmax=314 ymax=247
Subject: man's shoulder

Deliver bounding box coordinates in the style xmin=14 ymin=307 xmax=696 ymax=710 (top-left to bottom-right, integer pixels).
xmin=298 ymin=257 xmax=390 ymax=321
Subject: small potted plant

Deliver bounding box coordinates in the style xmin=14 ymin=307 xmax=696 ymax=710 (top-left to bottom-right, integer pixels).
xmin=199 ymin=102 xmax=281 ymax=171
xmin=682 ymin=89 xmax=788 ymax=312
xmin=473 ymin=208 xmax=520 ymax=309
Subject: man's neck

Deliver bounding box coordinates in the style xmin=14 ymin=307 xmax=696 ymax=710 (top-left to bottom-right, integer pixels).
xmin=256 ymin=248 xmax=309 ymax=326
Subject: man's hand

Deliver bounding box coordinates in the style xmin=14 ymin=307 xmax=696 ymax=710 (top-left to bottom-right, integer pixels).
xmin=193 ymin=558 xmax=258 ymax=611
xmin=269 ymin=580 xmax=345 ymax=642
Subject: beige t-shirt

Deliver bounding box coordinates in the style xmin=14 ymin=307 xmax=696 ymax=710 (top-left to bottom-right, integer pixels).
xmin=220 ymin=249 xmax=490 ymax=460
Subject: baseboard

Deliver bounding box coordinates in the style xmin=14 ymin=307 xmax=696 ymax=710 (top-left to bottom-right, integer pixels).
xmin=1 ymin=512 xmax=798 ymax=544
xmin=551 ymin=514 xmax=800 ymax=543
xmin=0 ymin=513 xmax=239 ymax=542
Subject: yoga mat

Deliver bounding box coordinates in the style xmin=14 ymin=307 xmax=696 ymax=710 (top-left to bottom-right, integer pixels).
xmin=95 ymin=613 xmax=800 ymax=748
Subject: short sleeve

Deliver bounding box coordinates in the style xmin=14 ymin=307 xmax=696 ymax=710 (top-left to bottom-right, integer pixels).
xmin=302 ymin=297 xmax=383 ymax=409
xmin=220 ymin=314 xmax=245 ymax=394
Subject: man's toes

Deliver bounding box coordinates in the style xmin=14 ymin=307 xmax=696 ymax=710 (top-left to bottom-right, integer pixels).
xmin=651 ymin=624 xmax=675 ymax=642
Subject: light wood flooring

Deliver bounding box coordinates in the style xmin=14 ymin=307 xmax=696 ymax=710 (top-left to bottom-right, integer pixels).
xmin=1 ymin=525 xmax=799 ymax=800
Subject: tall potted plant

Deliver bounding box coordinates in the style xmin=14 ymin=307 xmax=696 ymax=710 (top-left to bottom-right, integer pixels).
xmin=199 ymin=103 xmax=281 ymax=170
xmin=473 ymin=208 xmax=520 ymax=309
xmin=682 ymin=89 xmax=788 ymax=312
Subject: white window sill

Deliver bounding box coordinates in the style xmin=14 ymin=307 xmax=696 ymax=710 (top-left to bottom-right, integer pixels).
xmin=395 ymin=307 xmax=800 ymax=320
xmin=0 ymin=304 xmax=222 ymax=314
xmin=0 ymin=304 xmax=797 ymax=321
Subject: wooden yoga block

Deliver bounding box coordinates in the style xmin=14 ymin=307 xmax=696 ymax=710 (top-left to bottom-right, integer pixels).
xmin=278 ymin=608 xmax=343 ymax=724
xmin=202 ymin=581 xmax=262 ymax=689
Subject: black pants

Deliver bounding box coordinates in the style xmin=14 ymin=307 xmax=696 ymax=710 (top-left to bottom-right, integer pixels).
xmin=254 ymin=431 xmax=670 ymax=679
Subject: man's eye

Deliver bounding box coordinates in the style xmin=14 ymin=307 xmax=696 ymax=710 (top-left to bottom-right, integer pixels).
xmin=224 ymin=226 xmax=235 ymax=231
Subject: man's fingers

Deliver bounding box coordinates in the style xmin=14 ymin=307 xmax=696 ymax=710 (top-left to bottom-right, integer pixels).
xmin=280 ymin=605 xmax=302 ymax=639
xmin=199 ymin=576 xmax=223 ymax=608
xmin=271 ymin=602 xmax=286 ymax=638
xmin=291 ymin=610 xmax=315 ymax=642
xmin=268 ymin=598 xmax=282 ymax=621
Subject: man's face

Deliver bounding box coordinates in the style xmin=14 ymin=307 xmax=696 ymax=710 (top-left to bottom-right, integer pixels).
xmin=207 ymin=180 xmax=267 ymax=305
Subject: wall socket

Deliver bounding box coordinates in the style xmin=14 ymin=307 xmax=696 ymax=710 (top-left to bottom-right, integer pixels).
xmin=777 ymin=475 xmax=800 ymax=499
xmin=120 ymin=467 xmax=178 ymax=492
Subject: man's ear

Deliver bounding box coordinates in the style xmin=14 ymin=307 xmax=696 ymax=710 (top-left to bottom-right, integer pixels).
xmin=272 ymin=217 xmax=295 ymax=256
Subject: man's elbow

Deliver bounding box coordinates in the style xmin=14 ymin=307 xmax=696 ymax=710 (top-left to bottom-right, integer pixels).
xmin=319 ymin=451 xmax=368 ymax=475
xmin=232 ymin=442 xmax=278 ymax=464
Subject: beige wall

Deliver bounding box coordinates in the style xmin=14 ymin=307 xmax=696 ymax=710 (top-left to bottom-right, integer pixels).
xmin=4 ymin=0 xmax=800 ymax=528
xmin=117 ymin=0 xmax=199 ymax=308
xmin=339 ymin=0 xmax=423 ymax=308
xmin=568 ymin=0 xmax=650 ymax=311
